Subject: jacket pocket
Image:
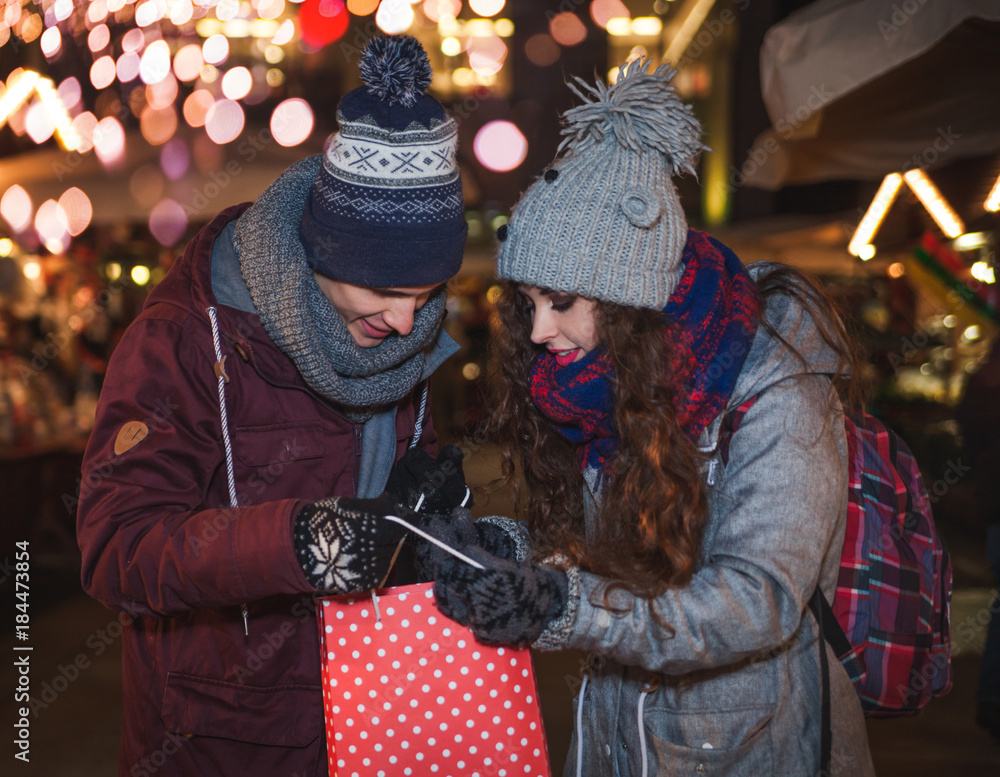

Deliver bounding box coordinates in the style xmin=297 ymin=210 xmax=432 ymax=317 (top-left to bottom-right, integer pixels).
xmin=161 ymin=671 xmax=323 ymax=746
xmin=232 ymin=423 xmax=326 ymax=468
xmin=645 ymin=706 xmax=774 ymax=776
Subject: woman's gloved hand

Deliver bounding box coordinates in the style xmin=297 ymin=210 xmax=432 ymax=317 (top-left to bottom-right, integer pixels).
xmin=385 ymin=445 xmax=472 ymax=515
xmin=433 ymin=546 xmax=568 ymax=647
xmin=415 ymin=510 xmax=531 ymax=582
xmin=293 ymin=494 xmax=410 ymax=593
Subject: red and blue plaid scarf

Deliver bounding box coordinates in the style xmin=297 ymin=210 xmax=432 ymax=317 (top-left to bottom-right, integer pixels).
xmin=530 ymin=231 xmax=761 ymax=475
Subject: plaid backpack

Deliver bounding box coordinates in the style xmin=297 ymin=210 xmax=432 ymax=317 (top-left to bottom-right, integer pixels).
xmin=723 ymin=397 xmax=953 ymax=716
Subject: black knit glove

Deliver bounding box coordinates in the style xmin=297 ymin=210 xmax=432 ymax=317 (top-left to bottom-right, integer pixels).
xmin=416 ymin=510 xmax=530 ymax=582
xmin=293 ymin=494 xmax=410 ymax=593
xmin=433 ymin=547 xmax=568 ymax=647
xmin=385 ymin=445 xmax=472 ymax=515
xmin=474 ymin=516 xmax=531 ymax=561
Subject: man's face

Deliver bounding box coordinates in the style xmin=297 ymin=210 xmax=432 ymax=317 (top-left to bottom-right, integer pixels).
xmin=314 ymin=274 xmax=443 ymax=348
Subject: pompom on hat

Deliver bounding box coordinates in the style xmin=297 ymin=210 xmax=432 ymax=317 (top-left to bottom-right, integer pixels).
xmin=495 ymin=59 xmax=708 ymax=309
xmin=300 ymin=35 xmax=467 ymax=288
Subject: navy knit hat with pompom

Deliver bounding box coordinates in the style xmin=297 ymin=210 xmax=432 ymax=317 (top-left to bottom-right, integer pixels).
xmin=300 ymin=35 xmax=467 ymax=287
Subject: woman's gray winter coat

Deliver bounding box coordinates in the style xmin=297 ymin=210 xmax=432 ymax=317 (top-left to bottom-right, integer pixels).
xmin=536 ymin=263 xmax=876 ymax=777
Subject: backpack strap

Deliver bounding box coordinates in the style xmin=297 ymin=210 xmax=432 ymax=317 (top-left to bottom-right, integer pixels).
xmin=813 ymin=587 xmax=855 ymax=662
xmin=725 ymin=392 xmax=844 ymax=771
xmin=808 ymin=587 xmax=866 ymax=773
xmin=808 ymin=588 xmax=833 ymax=777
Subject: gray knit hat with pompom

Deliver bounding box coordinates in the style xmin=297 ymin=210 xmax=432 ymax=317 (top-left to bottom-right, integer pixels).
xmin=495 ymin=59 xmax=707 ymax=309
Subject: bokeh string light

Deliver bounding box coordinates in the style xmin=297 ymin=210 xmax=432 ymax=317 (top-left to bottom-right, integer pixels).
xmin=1 ymin=185 xmax=33 ymax=233
xmin=550 ymin=12 xmax=588 ymax=47
xmin=25 ymin=102 xmax=56 ymax=145
xmin=149 ymin=199 xmax=188 ymax=246
xmin=183 ymin=89 xmax=215 ymax=128
xmin=204 ymin=98 xmax=245 ymax=144
xmin=590 ymin=0 xmax=630 ymax=29
xmin=93 ymin=116 xmax=126 ymax=166
xmin=271 ymin=98 xmax=314 ymax=147
xmin=173 ymin=44 xmax=205 ymax=82
xmin=34 ymin=199 xmax=70 ymax=246
xmin=58 ymin=77 xmax=81 ymax=110
xmin=160 ymin=137 xmax=191 ymax=180
xmin=58 ymin=188 xmax=93 ymax=237
xmin=473 ymin=120 xmax=527 ymax=172
xmin=221 ymin=66 xmax=253 ymax=100
xmin=469 ymin=0 xmax=505 ymax=16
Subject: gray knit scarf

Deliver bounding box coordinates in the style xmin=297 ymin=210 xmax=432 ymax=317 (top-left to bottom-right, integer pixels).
xmin=233 ymin=156 xmax=445 ymax=421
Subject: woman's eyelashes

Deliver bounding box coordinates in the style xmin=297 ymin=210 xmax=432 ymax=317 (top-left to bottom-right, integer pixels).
xmin=518 ymin=288 xmax=577 ymax=313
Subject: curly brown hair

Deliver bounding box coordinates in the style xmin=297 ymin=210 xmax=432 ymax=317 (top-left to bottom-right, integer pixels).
xmin=483 ymin=263 xmax=865 ymax=612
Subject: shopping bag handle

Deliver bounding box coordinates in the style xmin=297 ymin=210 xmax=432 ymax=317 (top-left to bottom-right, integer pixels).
xmin=368 ymin=517 xmax=485 ymax=622
xmin=383 ymin=515 xmax=486 ymax=570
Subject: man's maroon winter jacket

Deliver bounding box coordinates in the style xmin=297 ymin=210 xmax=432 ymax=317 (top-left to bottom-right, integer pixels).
xmin=77 ymin=206 xmax=437 ymax=776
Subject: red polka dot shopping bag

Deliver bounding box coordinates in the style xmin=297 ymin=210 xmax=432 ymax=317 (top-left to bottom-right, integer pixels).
xmin=316 ymin=582 xmax=552 ymax=777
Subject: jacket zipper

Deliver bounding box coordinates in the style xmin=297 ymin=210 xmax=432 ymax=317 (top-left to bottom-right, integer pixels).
xmin=353 ymin=425 xmax=363 ymax=493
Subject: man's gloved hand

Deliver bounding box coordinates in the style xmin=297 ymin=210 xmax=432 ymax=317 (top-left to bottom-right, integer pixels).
xmin=415 ymin=510 xmax=530 ymax=582
xmin=385 ymin=445 xmax=472 ymax=514
xmin=293 ymin=494 xmax=410 ymax=593
xmin=433 ymin=547 xmax=568 ymax=647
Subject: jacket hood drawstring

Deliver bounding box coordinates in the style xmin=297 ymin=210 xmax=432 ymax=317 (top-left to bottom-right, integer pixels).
xmin=207 ymin=305 xmax=250 ymax=636
xmin=576 ymin=662 xmax=658 ymax=777
xmin=575 ymin=672 xmax=589 ymax=777
xmin=637 ymin=674 xmax=661 ymax=777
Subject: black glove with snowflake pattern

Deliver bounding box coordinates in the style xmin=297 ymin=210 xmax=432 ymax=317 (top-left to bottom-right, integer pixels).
xmin=293 ymin=494 xmax=410 ymax=593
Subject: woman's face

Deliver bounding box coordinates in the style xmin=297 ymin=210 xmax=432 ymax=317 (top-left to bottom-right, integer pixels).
xmin=519 ymin=286 xmax=599 ymax=365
